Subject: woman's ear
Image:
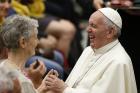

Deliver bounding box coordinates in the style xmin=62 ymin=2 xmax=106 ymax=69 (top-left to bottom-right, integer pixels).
xmin=19 ymin=37 xmax=27 ymax=48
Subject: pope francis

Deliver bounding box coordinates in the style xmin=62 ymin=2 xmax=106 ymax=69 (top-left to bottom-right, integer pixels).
xmin=45 ymin=7 xmax=137 ymax=93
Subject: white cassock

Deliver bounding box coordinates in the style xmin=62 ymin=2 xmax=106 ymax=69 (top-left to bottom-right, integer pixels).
xmin=63 ymin=39 xmax=137 ymax=93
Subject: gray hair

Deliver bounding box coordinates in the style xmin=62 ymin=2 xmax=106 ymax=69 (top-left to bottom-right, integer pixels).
xmin=0 ymin=66 xmax=18 ymax=93
xmin=0 ymin=15 xmax=38 ymax=49
xmin=103 ymin=16 xmax=121 ymax=38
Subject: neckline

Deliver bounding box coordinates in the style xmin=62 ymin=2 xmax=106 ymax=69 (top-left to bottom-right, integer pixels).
xmin=3 ymin=59 xmax=21 ymax=70
xmin=93 ymin=39 xmax=119 ymax=55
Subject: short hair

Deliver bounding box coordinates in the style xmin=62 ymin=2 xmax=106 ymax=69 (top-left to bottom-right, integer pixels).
xmin=0 ymin=15 xmax=38 ymax=49
xmin=103 ymin=16 xmax=121 ymax=38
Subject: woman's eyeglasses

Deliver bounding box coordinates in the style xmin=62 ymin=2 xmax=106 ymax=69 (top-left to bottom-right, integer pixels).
xmin=0 ymin=0 xmax=11 ymax=3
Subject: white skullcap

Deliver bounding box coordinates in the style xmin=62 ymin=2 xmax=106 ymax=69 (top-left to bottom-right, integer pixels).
xmin=98 ymin=7 xmax=122 ymax=29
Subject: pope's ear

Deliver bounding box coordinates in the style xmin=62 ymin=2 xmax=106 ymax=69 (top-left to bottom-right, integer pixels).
xmin=19 ymin=37 xmax=27 ymax=48
xmin=106 ymin=26 xmax=116 ymax=38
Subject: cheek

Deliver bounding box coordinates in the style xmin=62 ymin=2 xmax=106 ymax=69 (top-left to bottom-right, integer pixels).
xmin=31 ymin=40 xmax=37 ymax=48
xmin=28 ymin=39 xmax=37 ymax=48
xmin=91 ymin=29 xmax=97 ymax=37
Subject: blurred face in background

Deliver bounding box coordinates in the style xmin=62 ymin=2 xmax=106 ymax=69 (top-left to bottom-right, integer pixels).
xmin=0 ymin=0 xmax=11 ymax=18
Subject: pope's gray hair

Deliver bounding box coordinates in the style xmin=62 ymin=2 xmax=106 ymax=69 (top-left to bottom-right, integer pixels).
xmin=0 ymin=14 xmax=38 ymax=49
xmin=103 ymin=16 xmax=121 ymax=38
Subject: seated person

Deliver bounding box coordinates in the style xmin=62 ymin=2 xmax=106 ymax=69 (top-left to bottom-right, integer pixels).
xmin=37 ymin=33 xmax=64 ymax=66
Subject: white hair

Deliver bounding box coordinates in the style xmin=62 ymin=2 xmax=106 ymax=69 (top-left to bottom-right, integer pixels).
xmin=0 ymin=14 xmax=38 ymax=49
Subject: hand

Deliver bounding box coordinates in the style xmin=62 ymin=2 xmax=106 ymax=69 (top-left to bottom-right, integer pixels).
xmin=26 ymin=60 xmax=46 ymax=88
xmin=93 ymin=0 xmax=104 ymax=10
xmin=37 ymin=69 xmax=59 ymax=93
xmin=45 ymin=75 xmax=67 ymax=93
xmin=43 ymin=69 xmax=59 ymax=81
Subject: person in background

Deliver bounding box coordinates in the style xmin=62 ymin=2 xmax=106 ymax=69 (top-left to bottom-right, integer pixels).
xmin=44 ymin=7 xmax=137 ymax=93
xmin=0 ymin=0 xmax=11 ymax=62
xmin=0 ymin=0 xmax=11 ymax=24
xmin=93 ymin=0 xmax=134 ymax=10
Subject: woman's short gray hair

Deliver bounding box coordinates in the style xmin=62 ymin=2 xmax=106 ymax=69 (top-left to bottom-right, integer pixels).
xmin=0 ymin=15 xmax=38 ymax=49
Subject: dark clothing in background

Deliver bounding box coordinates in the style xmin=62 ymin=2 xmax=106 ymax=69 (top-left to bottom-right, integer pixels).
xmin=117 ymin=7 xmax=140 ymax=93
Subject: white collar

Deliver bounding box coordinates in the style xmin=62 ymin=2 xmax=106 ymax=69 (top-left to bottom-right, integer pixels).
xmin=93 ymin=39 xmax=119 ymax=55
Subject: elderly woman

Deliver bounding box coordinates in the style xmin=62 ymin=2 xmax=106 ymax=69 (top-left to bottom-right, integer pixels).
xmin=0 ymin=14 xmax=55 ymax=93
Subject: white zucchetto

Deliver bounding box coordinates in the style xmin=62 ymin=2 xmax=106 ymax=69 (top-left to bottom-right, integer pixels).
xmin=98 ymin=7 xmax=122 ymax=29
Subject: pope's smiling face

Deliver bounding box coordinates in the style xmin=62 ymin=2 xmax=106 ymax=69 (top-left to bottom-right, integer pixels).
xmin=87 ymin=11 xmax=114 ymax=49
